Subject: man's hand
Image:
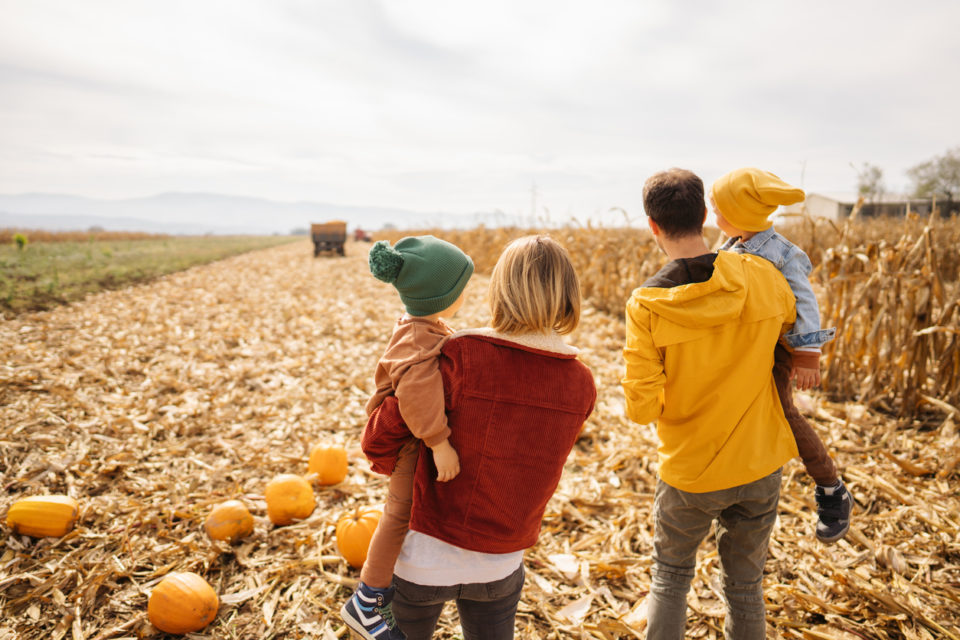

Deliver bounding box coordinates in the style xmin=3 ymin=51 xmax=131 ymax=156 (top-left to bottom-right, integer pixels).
xmin=792 ymin=366 xmax=821 ymax=391
xmin=431 ymin=439 xmax=461 ymax=482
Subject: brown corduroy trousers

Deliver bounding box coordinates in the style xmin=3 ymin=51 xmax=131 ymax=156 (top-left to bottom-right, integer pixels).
xmin=360 ymin=439 xmax=419 ymax=588
xmin=773 ymin=343 xmax=838 ymax=486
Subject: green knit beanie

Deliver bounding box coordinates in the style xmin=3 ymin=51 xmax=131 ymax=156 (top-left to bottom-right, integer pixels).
xmin=369 ymin=236 xmax=474 ymax=317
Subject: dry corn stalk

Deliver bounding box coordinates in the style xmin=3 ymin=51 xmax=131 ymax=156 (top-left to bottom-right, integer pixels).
xmin=2 ymin=236 xmax=959 ymax=639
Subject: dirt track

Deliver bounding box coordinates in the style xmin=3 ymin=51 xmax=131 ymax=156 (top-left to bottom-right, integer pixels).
xmin=1 ymin=239 xmax=958 ymax=639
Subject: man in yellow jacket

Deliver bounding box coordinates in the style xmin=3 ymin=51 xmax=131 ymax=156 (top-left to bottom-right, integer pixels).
xmin=622 ymin=168 xmax=798 ymax=640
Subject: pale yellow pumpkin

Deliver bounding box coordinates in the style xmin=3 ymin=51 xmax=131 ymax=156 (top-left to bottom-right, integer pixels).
xmin=204 ymin=500 xmax=254 ymax=543
xmin=336 ymin=506 xmax=383 ymax=568
xmin=148 ymin=572 xmax=219 ymax=634
xmin=308 ymin=444 xmax=348 ymax=485
xmin=264 ymin=474 xmax=315 ymax=525
xmin=6 ymin=495 xmax=79 ymax=538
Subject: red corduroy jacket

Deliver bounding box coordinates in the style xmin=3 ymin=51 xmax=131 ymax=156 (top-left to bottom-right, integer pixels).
xmin=363 ymin=329 xmax=596 ymax=554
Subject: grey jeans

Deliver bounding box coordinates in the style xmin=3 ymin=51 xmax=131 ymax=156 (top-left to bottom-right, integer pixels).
xmin=647 ymin=470 xmax=781 ymax=640
xmin=390 ymin=565 xmax=525 ymax=640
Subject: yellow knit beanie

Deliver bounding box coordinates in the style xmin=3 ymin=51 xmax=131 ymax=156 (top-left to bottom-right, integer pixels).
xmin=710 ymin=168 xmax=805 ymax=232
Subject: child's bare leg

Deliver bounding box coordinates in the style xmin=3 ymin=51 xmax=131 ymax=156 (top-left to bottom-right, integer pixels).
xmin=772 ymin=343 xmax=838 ymax=486
xmin=360 ymin=439 xmax=419 ymax=588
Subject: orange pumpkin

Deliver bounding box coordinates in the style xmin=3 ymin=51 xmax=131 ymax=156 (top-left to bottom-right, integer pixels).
xmin=336 ymin=506 xmax=383 ymax=568
xmin=148 ymin=572 xmax=219 ymax=634
xmin=6 ymin=495 xmax=79 ymax=538
xmin=264 ymin=474 xmax=315 ymax=525
xmin=308 ymin=444 xmax=348 ymax=485
xmin=204 ymin=500 xmax=254 ymax=543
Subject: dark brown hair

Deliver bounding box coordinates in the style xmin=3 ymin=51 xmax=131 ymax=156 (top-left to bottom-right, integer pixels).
xmin=642 ymin=168 xmax=706 ymax=238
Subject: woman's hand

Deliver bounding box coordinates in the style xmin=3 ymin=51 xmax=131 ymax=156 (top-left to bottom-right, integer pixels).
xmin=430 ymin=439 xmax=461 ymax=482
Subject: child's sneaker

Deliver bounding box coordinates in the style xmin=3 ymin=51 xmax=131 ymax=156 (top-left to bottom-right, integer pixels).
xmin=340 ymin=582 xmax=407 ymax=640
xmin=815 ymin=479 xmax=852 ymax=543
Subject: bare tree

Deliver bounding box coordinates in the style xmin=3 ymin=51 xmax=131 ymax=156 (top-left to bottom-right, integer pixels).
xmin=854 ymin=162 xmax=885 ymax=203
xmin=907 ymin=146 xmax=960 ymax=208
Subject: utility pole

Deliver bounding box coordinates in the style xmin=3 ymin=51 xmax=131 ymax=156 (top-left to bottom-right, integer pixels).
xmin=531 ymin=180 xmax=538 ymax=220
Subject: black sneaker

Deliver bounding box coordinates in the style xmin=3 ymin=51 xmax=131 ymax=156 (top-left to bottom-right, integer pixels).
xmin=340 ymin=583 xmax=407 ymax=640
xmin=815 ymin=479 xmax=852 ymax=543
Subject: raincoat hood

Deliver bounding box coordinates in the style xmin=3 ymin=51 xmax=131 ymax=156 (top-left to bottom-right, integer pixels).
xmin=637 ymin=251 xmax=791 ymax=349
xmin=622 ymin=250 xmax=799 ymax=492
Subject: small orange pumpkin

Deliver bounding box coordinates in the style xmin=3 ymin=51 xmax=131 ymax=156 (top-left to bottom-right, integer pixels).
xmin=264 ymin=474 xmax=315 ymax=525
xmin=148 ymin=572 xmax=219 ymax=634
xmin=204 ymin=500 xmax=254 ymax=543
xmin=6 ymin=495 xmax=79 ymax=538
xmin=336 ymin=506 xmax=383 ymax=568
xmin=308 ymin=444 xmax=348 ymax=485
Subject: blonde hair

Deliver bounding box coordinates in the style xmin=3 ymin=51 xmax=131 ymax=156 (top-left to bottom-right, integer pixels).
xmin=489 ymin=235 xmax=580 ymax=335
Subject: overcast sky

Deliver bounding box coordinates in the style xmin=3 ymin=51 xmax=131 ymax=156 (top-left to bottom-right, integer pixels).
xmin=2 ymin=0 xmax=958 ymax=224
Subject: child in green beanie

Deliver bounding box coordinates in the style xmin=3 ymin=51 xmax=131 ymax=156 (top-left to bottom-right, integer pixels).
xmin=341 ymin=235 xmax=474 ymax=640
xmin=711 ymin=167 xmax=852 ymax=544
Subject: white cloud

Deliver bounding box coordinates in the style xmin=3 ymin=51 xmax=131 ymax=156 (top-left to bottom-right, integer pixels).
xmin=1 ymin=0 xmax=958 ymax=223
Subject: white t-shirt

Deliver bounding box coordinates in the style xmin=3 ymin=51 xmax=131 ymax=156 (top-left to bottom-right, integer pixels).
xmin=394 ymin=530 xmax=524 ymax=586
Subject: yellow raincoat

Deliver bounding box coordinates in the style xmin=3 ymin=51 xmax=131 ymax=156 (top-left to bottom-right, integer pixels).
xmin=623 ymin=250 xmax=799 ymax=492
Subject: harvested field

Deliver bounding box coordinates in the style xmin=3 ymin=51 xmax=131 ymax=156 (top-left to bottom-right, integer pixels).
xmin=1 ymin=239 xmax=958 ymax=639
xmin=0 ymin=229 xmax=168 ymax=244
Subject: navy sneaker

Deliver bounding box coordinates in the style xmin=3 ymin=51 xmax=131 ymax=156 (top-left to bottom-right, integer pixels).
xmin=340 ymin=583 xmax=406 ymax=640
xmin=815 ymin=479 xmax=852 ymax=543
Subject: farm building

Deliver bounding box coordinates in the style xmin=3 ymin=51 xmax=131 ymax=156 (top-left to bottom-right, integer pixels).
xmin=781 ymin=192 xmax=956 ymax=221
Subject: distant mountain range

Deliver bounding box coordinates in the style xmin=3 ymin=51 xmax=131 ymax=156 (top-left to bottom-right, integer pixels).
xmin=0 ymin=192 xmax=515 ymax=235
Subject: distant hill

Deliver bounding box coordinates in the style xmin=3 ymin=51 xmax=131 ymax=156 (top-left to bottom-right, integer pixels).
xmin=0 ymin=192 xmax=504 ymax=235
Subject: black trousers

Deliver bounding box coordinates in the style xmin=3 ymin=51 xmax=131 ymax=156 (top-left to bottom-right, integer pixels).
xmin=390 ymin=564 xmax=525 ymax=640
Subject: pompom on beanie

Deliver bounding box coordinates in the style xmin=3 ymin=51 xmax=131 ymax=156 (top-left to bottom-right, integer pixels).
xmin=711 ymin=168 xmax=805 ymax=232
xmin=369 ymin=236 xmax=474 ymax=317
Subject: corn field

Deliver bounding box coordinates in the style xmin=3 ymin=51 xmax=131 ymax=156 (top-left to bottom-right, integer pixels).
xmin=378 ymin=213 xmax=960 ymax=419
xmin=2 ymin=236 xmax=958 ymax=639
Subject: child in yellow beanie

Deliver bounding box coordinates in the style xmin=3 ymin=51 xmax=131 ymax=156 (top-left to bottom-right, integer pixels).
xmin=711 ymin=167 xmax=852 ymax=543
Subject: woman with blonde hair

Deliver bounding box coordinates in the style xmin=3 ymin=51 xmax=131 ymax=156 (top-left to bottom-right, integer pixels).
xmin=362 ymin=235 xmax=596 ymax=639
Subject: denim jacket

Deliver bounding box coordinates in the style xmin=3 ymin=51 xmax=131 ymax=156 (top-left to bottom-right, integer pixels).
xmin=720 ymin=227 xmax=836 ymax=350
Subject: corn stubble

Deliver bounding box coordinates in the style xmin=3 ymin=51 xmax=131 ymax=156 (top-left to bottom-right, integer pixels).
xmin=1 ymin=224 xmax=958 ymax=639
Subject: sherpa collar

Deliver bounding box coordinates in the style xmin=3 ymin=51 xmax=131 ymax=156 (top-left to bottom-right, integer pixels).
xmin=450 ymin=327 xmax=579 ymax=356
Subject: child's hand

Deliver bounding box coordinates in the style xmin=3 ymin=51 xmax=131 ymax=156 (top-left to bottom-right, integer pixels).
xmin=792 ymin=366 xmax=821 ymax=390
xmin=431 ymin=439 xmax=460 ymax=482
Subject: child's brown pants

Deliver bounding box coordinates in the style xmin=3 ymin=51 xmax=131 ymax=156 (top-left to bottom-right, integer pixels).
xmin=360 ymin=439 xmax=419 ymax=588
xmin=773 ymin=343 xmax=838 ymax=486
